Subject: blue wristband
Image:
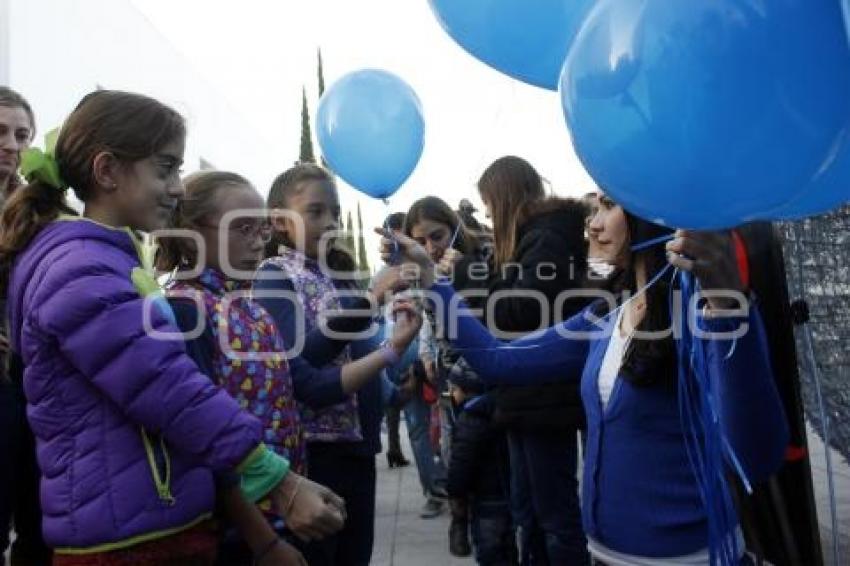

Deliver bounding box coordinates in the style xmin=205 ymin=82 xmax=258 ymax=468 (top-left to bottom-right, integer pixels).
xmin=380 ymin=341 xmax=401 ymax=366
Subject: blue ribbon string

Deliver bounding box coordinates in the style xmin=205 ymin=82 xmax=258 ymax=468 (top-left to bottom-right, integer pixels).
xmin=677 ymin=270 xmax=747 ymax=565
xmin=630 ymin=233 xmax=674 ymax=253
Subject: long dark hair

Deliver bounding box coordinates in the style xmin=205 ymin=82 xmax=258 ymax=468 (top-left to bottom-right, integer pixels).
xmin=477 ymin=155 xmax=546 ymax=269
xmin=596 ymin=212 xmax=677 ymax=388
xmin=404 ymin=196 xmax=479 ymax=256
xmin=0 ymin=90 xmax=185 ymax=294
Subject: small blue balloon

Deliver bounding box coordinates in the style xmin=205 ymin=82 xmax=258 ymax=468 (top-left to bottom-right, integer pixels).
xmin=428 ymin=0 xmax=591 ymax=90
xmin=317 ymin=70 xmax=424 ymax=200
xmin=560 ymin=0 xmax=850 ymax=229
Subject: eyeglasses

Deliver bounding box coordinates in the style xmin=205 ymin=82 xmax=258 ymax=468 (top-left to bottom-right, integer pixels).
xmin=196 ymin=220 xmax=273 ymax=243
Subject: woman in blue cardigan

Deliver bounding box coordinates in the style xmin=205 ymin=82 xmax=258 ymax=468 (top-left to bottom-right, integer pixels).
xmin=379 ymin=193 xmax=789 ymax=564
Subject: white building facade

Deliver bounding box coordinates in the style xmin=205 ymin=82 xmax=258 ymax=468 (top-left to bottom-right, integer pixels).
xmin=0 ymin=0 xmax=280 ymax=190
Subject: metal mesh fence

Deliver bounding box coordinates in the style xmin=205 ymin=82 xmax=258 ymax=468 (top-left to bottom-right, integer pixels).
xmin=778 ymin=205 xmax=850 ymax=462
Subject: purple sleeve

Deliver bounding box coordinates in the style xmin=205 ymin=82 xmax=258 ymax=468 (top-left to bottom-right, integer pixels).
xmin=36 ymin=264 xmax=263 ymax=472
xmin=288 ymin=353 xmax=347 ymax=408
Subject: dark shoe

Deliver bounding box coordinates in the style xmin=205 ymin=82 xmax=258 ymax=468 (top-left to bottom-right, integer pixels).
xmin=420 ymin=498 xmax=445 ymax=519
xmin=449 ymin=518 xmax=472 ymax=557
xmin=430 ymin=485 xmax=449 ymax=500
xmin=386 ymin=450 xmax=410 ymax=468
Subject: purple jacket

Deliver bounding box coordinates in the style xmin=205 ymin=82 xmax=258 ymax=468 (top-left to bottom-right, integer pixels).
xmin=6 ymin=219 xmax=264 ymax=552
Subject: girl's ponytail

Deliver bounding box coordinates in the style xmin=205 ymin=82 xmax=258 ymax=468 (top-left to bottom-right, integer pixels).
xmin=0 ymin=180 xmax=75 ymax=294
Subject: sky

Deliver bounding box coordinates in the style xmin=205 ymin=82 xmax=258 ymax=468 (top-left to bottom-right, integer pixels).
xmin=131 ymin=0 xmax=597 ymax=266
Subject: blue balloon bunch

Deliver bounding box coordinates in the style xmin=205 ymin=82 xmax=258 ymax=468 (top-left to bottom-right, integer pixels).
xmin=427 ymin=0 xmax=592 ymax=90
xmin=428 ymin=0 xmax=850 ymax=226
xmin=317 ymin=69 xmax=425 ymax=200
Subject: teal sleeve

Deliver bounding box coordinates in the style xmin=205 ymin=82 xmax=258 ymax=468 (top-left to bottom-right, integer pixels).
xmin=239 ymin=445 xmax=291 ymax=502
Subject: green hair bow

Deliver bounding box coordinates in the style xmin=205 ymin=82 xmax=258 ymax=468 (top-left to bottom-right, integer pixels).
xmin=20 ymin=128 xmax=67 ymax=190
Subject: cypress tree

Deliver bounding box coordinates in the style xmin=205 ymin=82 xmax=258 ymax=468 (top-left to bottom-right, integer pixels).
xmin=299 ymin=85 xmax=316 ymax=164
xmin=357 ymin=202 xmax=370 ymax=273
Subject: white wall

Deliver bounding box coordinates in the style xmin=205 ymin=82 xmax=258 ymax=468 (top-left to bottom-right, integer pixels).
xmin=4 ymin=0 xmax=279 ymax=189
xmin=0 ymin=0 xmax=9 ymax=85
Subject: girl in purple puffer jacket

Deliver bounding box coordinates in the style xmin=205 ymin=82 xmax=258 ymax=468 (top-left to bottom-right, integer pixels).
xmin=156 ymin=170 xmax=420 ymax=565
xmin=0 ymin=90 xmax=344 ymax=564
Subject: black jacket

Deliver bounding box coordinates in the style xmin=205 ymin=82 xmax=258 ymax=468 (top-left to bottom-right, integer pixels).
xmin=485 ymin=199 xmax=589 ymax=432
xmin=447 ymin=394 xmax=510 ymax=502
xmin=486 ymin=198 xmax=588 ymax=333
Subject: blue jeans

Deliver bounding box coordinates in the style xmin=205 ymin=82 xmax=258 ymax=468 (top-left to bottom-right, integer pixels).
xmin=403 ymin=394 xmax=446 ymax=495
xmin=509 ymin=431 xmax=588 ymax=566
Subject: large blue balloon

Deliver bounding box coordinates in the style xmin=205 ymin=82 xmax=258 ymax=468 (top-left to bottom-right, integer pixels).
xmin=560 ymin=0 xmax=850 ymax=229
xmin=428 ymin=0 xmax=591 ymax=90
xmin=317 ymin=70 xmax=424 ymax=199
xmin=768 ymin=129 xmax=850 ymax=220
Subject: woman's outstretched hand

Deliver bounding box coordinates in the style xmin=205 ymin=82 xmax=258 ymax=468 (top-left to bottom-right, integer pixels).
xmin=369 ymin=265 xmax=411 ymax=306
xmin=375 ymin=228 xmax=432 ymax=268
xmin=665 ymin=229 xmax=746 ymax=311
xmin=375 ymin=228 xmax=437 ymax=288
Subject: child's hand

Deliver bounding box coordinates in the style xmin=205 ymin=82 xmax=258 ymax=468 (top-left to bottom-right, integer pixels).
xmin=369 ymin=265 xmax=410 ymax=306
xmin=437 ymin=248 xmax=463 ymax=277
xmin=375 ymin=227 xmax=433 ymax=268
xmin=389 ymin=298 xmax=423 ymax=354
xmin=272 ymin=472 xmax=346 ymax=542
xmin=256 ymin=539 xmax=308 ymax=566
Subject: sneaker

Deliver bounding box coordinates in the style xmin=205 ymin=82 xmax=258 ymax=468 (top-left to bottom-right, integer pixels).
xmin=420 ymin=498 xmax=445 ymax=519
xmin=449 ymin=518 xmax=472 ymax=557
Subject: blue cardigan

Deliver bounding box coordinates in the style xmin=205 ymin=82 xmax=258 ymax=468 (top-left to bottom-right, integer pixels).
xmin=429 ymin=281 xmax=788 ymax=557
